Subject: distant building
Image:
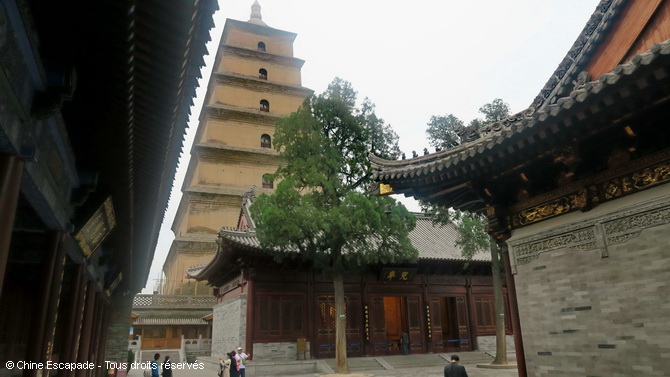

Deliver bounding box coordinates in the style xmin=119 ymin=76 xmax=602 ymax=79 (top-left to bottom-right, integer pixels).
xmin=162 ymin=0 xmax=312 ymax=296
xmin=371 ymin=1 xmax=670 ymax=376
xmin=189 ymin=191 xmax=513 ymax=360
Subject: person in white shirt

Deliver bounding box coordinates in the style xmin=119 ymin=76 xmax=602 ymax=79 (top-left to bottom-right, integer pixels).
xmin=234 ymin=347 xmax=249 ymax=377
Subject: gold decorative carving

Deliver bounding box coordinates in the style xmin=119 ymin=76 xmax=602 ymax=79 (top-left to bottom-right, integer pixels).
xmin=511 ymin=201 xmax=670 ymax=267
xmin=512 ymin=191 xmax=586 ymax=227
xmin=379 ymin=183 xmax=395 ymax=196
xmin=510 ymin=158 xmax=670 ymax=230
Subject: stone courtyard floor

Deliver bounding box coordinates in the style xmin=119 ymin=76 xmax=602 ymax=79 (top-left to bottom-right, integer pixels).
xmin=126 ymin=351 xmax=519 ymax=377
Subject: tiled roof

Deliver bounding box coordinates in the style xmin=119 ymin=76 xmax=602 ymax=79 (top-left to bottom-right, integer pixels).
xmin=133 ymin=318 xmax=209 ymax=326
xmin=371 ymin=39 xmax=670 ymax=182
xmin=530 ymin=0 xmax=620 ymax=112
xmin=213 ymin=216 xmax=488 ymax=262
xmin=410 ymin=216 xmax=489 ymax=261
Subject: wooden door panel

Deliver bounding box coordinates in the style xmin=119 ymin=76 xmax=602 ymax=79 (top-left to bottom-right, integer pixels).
xmin=429 ymin=297 xmax=444 ymax=352
xmin=406 ymin=296 xmax=423 ymax=353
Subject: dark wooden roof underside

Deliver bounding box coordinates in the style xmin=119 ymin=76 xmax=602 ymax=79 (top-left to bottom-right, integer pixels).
xmin=29 ymin=0 xmax=218 ymax=291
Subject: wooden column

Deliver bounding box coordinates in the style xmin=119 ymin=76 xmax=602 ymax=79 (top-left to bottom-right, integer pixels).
xmin=86 ymin=294 xmax=102 ymax=377
xmin=58 ymin=264 xmax=86 ymax=377
xmin=244 ymin=271 xmax=254 ymax=358
xmin=360 ymin=273 xmax=370 ymax=357
xmin=75 ymin=280 xmax=97 ymax=377
xmin=95 ymin=309 xmax=111 ymax=377
xmin=465 ymin=277 xmax=478 ymax=351
xmin=421 ymin=276 xmax=433 ymax=353
xmin=0 ymin=153 xmax=24 ymax=296
xmin=306 ymin=272 xmax=315 ymax=359
xmin=23 ymin=231 xmax=63 ymax=377
xmin=41 ymin=232 xmax=66 ymax=377
xmin=502 ymin=244 xmax=527 ymax=377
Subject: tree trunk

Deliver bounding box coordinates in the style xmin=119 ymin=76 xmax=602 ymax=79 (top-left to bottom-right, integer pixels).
xmin=333 ymin=271 xmax=350 ymax=374
xmin=490 ymin=236 xmax=508 ymax=365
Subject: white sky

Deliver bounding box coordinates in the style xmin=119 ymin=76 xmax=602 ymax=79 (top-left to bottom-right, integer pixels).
xmin=142 ymin=0 xmax=602 ymax=292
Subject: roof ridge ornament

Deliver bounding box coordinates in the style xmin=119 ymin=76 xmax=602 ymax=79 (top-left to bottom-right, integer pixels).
xmin=248 ymin=1 xmax=268 ymax=26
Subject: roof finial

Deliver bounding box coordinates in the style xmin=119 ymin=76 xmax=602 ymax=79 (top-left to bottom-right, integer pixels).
xmin=248 ymin=1 xmax=267 ymax=26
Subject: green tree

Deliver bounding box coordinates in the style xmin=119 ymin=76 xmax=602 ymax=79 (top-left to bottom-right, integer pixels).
xmin=425 ymin=114 xmax=464 ymax=149
xmin=478 ymin=98 xmax=511 ymax=124
xmin=422 ymin=98 xmax=511 ymax=365
xmin=251 ymin=78 xmax=417 ymax=374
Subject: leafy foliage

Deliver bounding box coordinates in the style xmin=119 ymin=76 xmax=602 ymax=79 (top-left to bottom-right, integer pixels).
xmin=425 ymin=114 xmax=464 ymax=149
xmin=422 ymin=98 xmax=511 ymax=256
xmin=420 ymin=202 xmax=488 ymax=260
xmin=478 ymin=98 xmax=511 ymax=124
xmin=251 ymin=78 xmax=418 ymax=272
xmin=425 ymin=98 xmax=511 ymax=149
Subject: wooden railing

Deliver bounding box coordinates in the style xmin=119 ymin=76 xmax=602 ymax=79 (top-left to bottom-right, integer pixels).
xmin=133 ymin=294 xmax=215 ymax=308
xmin=184 ymin=338 xmax=212 ymax=351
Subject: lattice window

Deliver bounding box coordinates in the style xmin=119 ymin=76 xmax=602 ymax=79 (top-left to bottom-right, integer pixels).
xmin=255 ymin=294 xmax=306 ymax=340
xmin=474 ymin=296 xmax=496 ymax=335
xmin=133 ymin=296 xmax=153 ymax=306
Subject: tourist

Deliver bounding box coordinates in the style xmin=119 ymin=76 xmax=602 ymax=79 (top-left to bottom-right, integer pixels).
xmin=161 ymin=355 xmax=172 ymax=377
xmin=229 ymin=351 xmax=239 ymax=377
xmin=218 ymin=353 xmax=231 ymax=377
xmin=443 ymin=355 xmax=468 ymax=377
xmin=151 ymin=353 xmax=160 ymax=377
xmin=400 ymin=331 xmax=410 ymax=355
xmin=234 ymin=347 xmax=249 ymax=377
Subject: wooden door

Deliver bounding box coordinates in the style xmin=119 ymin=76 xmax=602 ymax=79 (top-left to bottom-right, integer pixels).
xmin=315 ymin=295 xmax=363 ymax=358
xmin=455 ymin=296 xmax=472 ymax=350
xmin=429 ymin=297 xmax=444 ymax=353
xmin=369 ymin=296 xmax=389 ymax=354
xmin=406 ymin=296 xmax=424 ymax=353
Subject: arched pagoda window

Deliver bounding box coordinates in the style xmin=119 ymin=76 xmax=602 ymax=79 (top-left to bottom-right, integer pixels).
xmin=260 ymin=99 xmax=269 ymax=112
xmin=260 ymin=134 xmax=271 ymax=148
xmin=257 ymin=41 xmax=266 ymax=52
xmin=262 ymin=174 xmax=273 ymax=189
xmin=259 ymin=68 xmax=267 ymax=80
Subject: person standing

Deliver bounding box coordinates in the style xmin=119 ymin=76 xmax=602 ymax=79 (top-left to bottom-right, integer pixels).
xmin=161 ymin=355 xmax=172 ymax=377
xmin=218 ymin=353 xmax=231 ymax=377
xmin=234 ymin=347 xmax=249 ymax=377
xmin=151 ymin=353 xmax=160 ymax=377
xmin=228 ymin=351 xmax=239 ymax=377
xmin=444 ymin=355 xmax=468 ymax=377
xmin=400 ymin=331 xmax=410 ymax=355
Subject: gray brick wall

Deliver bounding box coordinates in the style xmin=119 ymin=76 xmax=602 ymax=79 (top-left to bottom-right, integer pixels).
xmin=211 ymin=294 xmax=247 ymax=358
xmin=105 ymin=293 xmax=135 ymax=363
xmin=511 ymin=191 xmax=670 ymax=377
xmin=252 ymin=341 xmax=312 ymax=360
xmin=476 ymin=335 xmax=515 ymax=354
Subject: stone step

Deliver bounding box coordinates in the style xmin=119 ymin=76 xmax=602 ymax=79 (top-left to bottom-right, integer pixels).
xmin=323 ymin=357 xmax=384 ymax=372
xmin=139 ymin=350 xmax=183 ymax=363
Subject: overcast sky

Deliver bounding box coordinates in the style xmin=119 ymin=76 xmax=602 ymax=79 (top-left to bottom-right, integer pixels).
xmin=142 ymin=0 xmax=601 ymax=292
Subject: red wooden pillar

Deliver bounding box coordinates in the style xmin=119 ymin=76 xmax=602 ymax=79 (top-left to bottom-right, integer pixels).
xmin=360 ymin=273 xmax=370 ymax=357
xmin=41 ymin=232 xmax=66 ymax=377
xmin=23 ymin=231 xmax=63 ymax=377
xmin=502 ymin=244 xmax=527 ymax=377
xmin=307 ymin=271 xmax=315 ymax=359
xmin=86 ymin=294 xmax=102 ymax=377
xmin=244 ymin=270 xmax=254 ymax=358
xmin=465 ymin=277 xmax=478 ymax=351
xmin=58 ymin=264 xmax=86 ymax=377
xmin=421 ymin=276 xmax=433 ymax=353
xmin=0 ymin=153 xmax=24 ymax=296
xmin=76 ymin=280 xmax=97 ymax=377
xmin=95 ymin=308 xmax=111 ymax=377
